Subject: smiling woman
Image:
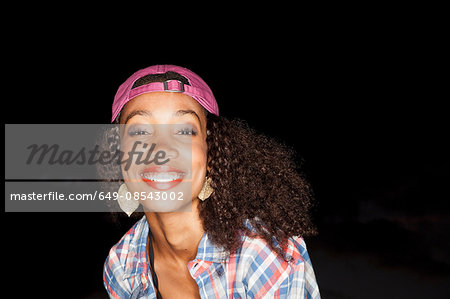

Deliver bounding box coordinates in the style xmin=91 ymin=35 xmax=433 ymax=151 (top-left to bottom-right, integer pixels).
xmin=100 ymin=65 xmax=321 ymax=298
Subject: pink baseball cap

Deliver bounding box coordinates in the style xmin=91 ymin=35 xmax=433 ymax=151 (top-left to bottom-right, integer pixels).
xmin=111 ymin=65 xmax=219 ymax=123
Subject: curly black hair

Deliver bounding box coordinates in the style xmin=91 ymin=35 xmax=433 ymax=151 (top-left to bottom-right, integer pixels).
xmin=98 ymin=71 xmax=317 ymax=261
xmin=201 ymin=114 xmax=317 ymax=260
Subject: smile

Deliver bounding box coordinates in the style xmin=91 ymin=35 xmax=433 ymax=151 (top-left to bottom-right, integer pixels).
xmin=140 ymin=166 xmax=186 ymax=190
xmin=141 ymin=172 xmax=185 ymax=182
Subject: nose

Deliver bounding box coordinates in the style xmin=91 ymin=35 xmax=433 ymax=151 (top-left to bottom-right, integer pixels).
xmin=152 ymin=139 xmax=179 ymax=161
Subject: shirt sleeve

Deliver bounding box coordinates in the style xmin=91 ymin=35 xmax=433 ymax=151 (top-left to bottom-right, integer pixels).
xmin=244 ymin=236 xmax=320 ymax=298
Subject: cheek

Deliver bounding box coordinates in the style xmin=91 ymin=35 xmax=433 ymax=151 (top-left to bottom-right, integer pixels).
xmin=119 ymin=143 xmax=142 ymax=180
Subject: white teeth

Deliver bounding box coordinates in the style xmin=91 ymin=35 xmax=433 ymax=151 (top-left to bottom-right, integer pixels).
xmin=141 ymin=172 xmax=185 ymax=182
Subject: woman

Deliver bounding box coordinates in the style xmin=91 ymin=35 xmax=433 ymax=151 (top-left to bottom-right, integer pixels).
xmin=102 ymin=65 xmax=320 ymax=298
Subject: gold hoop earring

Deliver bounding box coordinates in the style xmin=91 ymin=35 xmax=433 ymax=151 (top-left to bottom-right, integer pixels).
xmin=198 ymin=177 xmax=214 ymax=201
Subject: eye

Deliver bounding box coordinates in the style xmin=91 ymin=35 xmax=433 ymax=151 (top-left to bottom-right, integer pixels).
xmin=127 ymin=125 xmax=152 ymax=136
xmin=129 ymin=130 xmax=148 ymax=136
xmin=176 ymin=127 xmax=198 ymax=136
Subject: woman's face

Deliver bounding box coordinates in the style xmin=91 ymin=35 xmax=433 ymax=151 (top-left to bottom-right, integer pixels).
xmin=119 ymin=91 xmax=208 ymax=212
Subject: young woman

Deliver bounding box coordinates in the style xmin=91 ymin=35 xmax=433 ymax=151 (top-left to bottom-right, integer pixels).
xmin=102 ymin=65 xmax=320 ymax=298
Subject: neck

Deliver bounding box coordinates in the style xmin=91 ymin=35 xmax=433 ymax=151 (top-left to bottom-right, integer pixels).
xmin=145 ymin=200 xmax=204 ymax=266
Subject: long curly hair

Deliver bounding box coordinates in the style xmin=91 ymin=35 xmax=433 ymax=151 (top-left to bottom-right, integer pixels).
xmin=98 ymin=71 xmax=317 ymax=261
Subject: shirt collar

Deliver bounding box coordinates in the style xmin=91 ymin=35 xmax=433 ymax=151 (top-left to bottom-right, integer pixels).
xmin=194 ymin=233 xmax=230 ymax=263
xmin=123 ymin=216 xmax=230 ymax=280
xmin=123 ymin=216 xmax=150 ymax=280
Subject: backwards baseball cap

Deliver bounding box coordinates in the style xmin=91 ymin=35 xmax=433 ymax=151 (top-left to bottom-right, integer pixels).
xmin=111 ymin=65 xmax=219 ymax=123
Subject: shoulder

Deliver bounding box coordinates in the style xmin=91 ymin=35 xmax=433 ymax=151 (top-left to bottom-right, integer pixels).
xmin=104 ymin=216 xmax=148 ymax=271
xmin=237 ymin=219 xmax=311 ymax=266
xmin=233 ymin=224 xmax=320 ymax=298
xmin=237 ymin=233 xmax=310 ymax=271
xmin=103 ymin=216 xmax=149 ymax=298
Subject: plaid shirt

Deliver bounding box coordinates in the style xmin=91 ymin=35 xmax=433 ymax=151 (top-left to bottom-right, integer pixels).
xmin=103 ymin=216 xmax=320 ymax=298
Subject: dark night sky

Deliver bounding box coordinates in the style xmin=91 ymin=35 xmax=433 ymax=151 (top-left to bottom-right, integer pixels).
xmin=3 ymin=17 xmax=449 ymax=298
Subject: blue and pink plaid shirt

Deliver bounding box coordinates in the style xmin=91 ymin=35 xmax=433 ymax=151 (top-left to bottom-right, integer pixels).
xmin=103 ymin=216 xmax=320 ymax=298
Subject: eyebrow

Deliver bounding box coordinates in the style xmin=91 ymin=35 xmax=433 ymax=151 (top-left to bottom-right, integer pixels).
xmin=124 ymin=110 xmax=151 ymax=124
xmin=174 ymin=109 xmax=201 ymax=124
xmin=124 ymin=109 xmax=202 ymax=125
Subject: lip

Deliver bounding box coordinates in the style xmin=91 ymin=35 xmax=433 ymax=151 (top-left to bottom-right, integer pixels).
xmin=140 ymin=165 xmax=186 ymax=191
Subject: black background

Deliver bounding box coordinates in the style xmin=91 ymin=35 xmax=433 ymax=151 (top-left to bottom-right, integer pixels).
xmin=3 ymin=13 xmax=449 ymax=299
